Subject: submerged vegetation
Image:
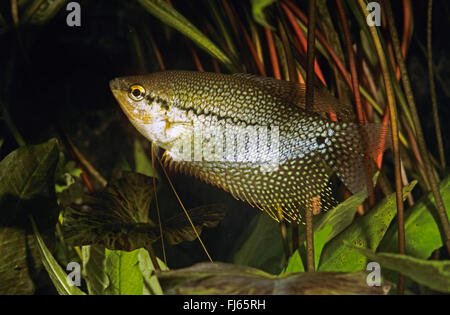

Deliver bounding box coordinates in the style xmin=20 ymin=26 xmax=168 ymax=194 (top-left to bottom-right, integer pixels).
xmin=0 ymin=0 xmax=449 ymax=295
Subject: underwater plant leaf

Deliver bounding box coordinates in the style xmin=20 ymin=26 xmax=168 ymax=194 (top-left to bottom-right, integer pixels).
xmin=31 ymin=217 xmax=86 ymax=295
xmin=0 ymin=138 xmax=60 ymax=294
xmin=233 ymin=179 xmax=371 ymax=274
xmin=378 ymin=175 xmax=450 ymax=259
xmin=134 ymin=138 xmax=159 ymax=180
xmin=250 ymin=0 xmax=276 ymax=29
xmin=137 ymin=0 xmax=235 ymax=71
xmin=103 ymin=248 xmax=144 ymax=295
xmin=139 ymin=248 xmax=167 ymax=295
xmin=0 ymin=138 xmax=60 ymax=229
xmin=282 ymin=225 xmax=331 ymax=274
xmin=233 ymin=214 xmax=286 ymax=274
xmin=162 ymin=204 xmax=226 ymax=245
xmin=281 ymin=250 xmax=304 ymax=274
xmin=82 ymin=245 xmax=167 ymax=295
xmin=62 ymin=172 xmax=160 ymax=251
xmin=156 ymin=262 xmax=389 ymax=295
xmin=319 ymin=181 xmax=417 ymax=271
xmin=62 ymin=172 xmax=225 ymax=250
xmin=23 ymin=0 xmax=66 ymax=25
xmin=352 ymin=246 xmax=450 ymax=294
xmin=82 ymin=245 xmax=109 ymax=295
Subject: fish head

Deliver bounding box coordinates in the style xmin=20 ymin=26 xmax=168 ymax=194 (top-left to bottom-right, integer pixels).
xmin=110 ymin=74 xmax=192 ymax=150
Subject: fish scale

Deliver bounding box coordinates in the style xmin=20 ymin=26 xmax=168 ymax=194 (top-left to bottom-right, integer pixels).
xmin=110 ymin=71 xmax=379 ymax=222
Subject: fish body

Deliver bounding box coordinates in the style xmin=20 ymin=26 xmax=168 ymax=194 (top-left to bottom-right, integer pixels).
xmin=110 ymin=71 xmax=380 ymax=222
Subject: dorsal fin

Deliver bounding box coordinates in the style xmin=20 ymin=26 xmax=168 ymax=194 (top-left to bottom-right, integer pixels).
xmin=231 ymin=73 xmax=355 ymax=121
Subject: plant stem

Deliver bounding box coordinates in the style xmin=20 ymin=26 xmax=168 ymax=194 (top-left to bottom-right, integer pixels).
xmin=336 ymin=0 xmax=374 ymax=207
xmin=359 ymin=0 xmax=404 ymax=293
xmin=304 ymin=0 xmax=317 ymax=272
xmin=385 ymin=0 xmax=450 ymax=255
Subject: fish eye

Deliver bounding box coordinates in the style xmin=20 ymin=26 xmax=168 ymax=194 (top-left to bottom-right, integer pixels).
xmin=129 ymin=84 xmax=146 ymax=101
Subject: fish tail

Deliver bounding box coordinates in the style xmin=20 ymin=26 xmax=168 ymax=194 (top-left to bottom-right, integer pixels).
xmin=330 ymin=122 xmax=390 ymax=195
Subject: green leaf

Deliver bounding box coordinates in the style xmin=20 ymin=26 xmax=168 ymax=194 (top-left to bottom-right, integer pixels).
xmin=303 ymin=182 xmax=374 ymax=246
xmin=282 ymin=225 xmax=332 ymax=274
xmin=233 ymin=179 xmax=371 ymax=274
xmin=62 ymin=172 xmax=159 ymax=250
xmin=352 ymin=247 xmax=450 ymax=294
xmin=281 ymin=250 xmax=304 ymax=274
xmin=379 ymin=175 xmax=450 ymax=259
xmin=134 ymin=138 xmax=159 ymax=180
xmin=31 ymin=217 xmax=86 ymax=295
xmin=319 ymin=181 xmax=417 ymax=271
xmin=82 ymin=245 xmax=167 ymax=295
xmin=0 ymin=138 xmax=60 ymax=229
xmin=138 ymin=249 xmax=167 ymax=295
xmin=104 ymin=249 xmax=143 ymax=295
xmin=313 ymin=225 xmax=333 ymax=269
xmin=137 ymin=0 xmax=236 ymax=71
xmin=0 ymin=138 xmax=60 ymax=294
xmin=82 ymin=245 xmax=109 ymax=295
xmin=62 ymin=172 xmax=226 ymax=250
xmin=157 ymin=262 xmax=389 ymax=295
xmin=233 ymin=214 xmax=286 ymax=274
xmin=250 ymin=0 xmax=276 ymax=29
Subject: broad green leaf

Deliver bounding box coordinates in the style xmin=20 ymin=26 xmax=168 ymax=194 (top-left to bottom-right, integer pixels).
xmin=31 ymin=217 xmax=86 ymax=295
xmin=82 ymin=245 xmax=167 ymax=295
xmin=282 ymin=225 xmax=332 ymax=274
xmin=139 ymin=249 xmax=167 ymax=295
xmin=233 ymin=179 xmax=370 ymax=274
xmin=313 ymin=225 xmax=333 ymax=269
xmin=0 ymin=138 xmax=60 ymax=294
xmin=250 ymin=0 xmax=276 ymax=29
xmin=352 ymin=247 xmax=450 ymax=294
xmin=0 ymin=138 xmax=59 ymax=228
xmin=137 ymin=0 xmax=236 ymax=71
xmin=379 ymin=175 xmax=450 ymax=259
xmin=134 ymin=138 xmax=159 ymax=180
xmin=82 ymin=245 xmax=109 ymax=295
xmin=281 ymin=250 xmax=304 ymax=274
xmin=319 ymin=181 xmax=417 ymax=271
xmin=300 ymin=181 xmax=375 ymax=246
xmin=157 ymin=262 xmax=389 ymax=295
xmin=233 ymin=214 xmax=286 ymax=274
xmin=104 ymin=249 xmax=143 ymax=295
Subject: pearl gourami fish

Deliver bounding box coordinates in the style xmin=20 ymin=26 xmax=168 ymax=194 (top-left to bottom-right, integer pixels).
xmin=110 ymin=71 xmax=386 ymax=222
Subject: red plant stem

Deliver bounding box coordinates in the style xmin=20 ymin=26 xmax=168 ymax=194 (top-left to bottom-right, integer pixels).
xmin=265 ymin=27 xmax=281 ymax=79
xmin=282 ymin=0 xmax=351 ymax=87
xmin=402 ymin=0 xmax=412 ymax=59
xmin=185 ymin=39 xmax=205 ymax=72
xmin=212 ymin=57 xmax=221 ymax=73
xmin=240 ymin=20 xmax=266 ymax=76
xmin=336 ymin=0 xmax=375 ymax=207
xmin=281 ymin=2 xmax=326 ymax=86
